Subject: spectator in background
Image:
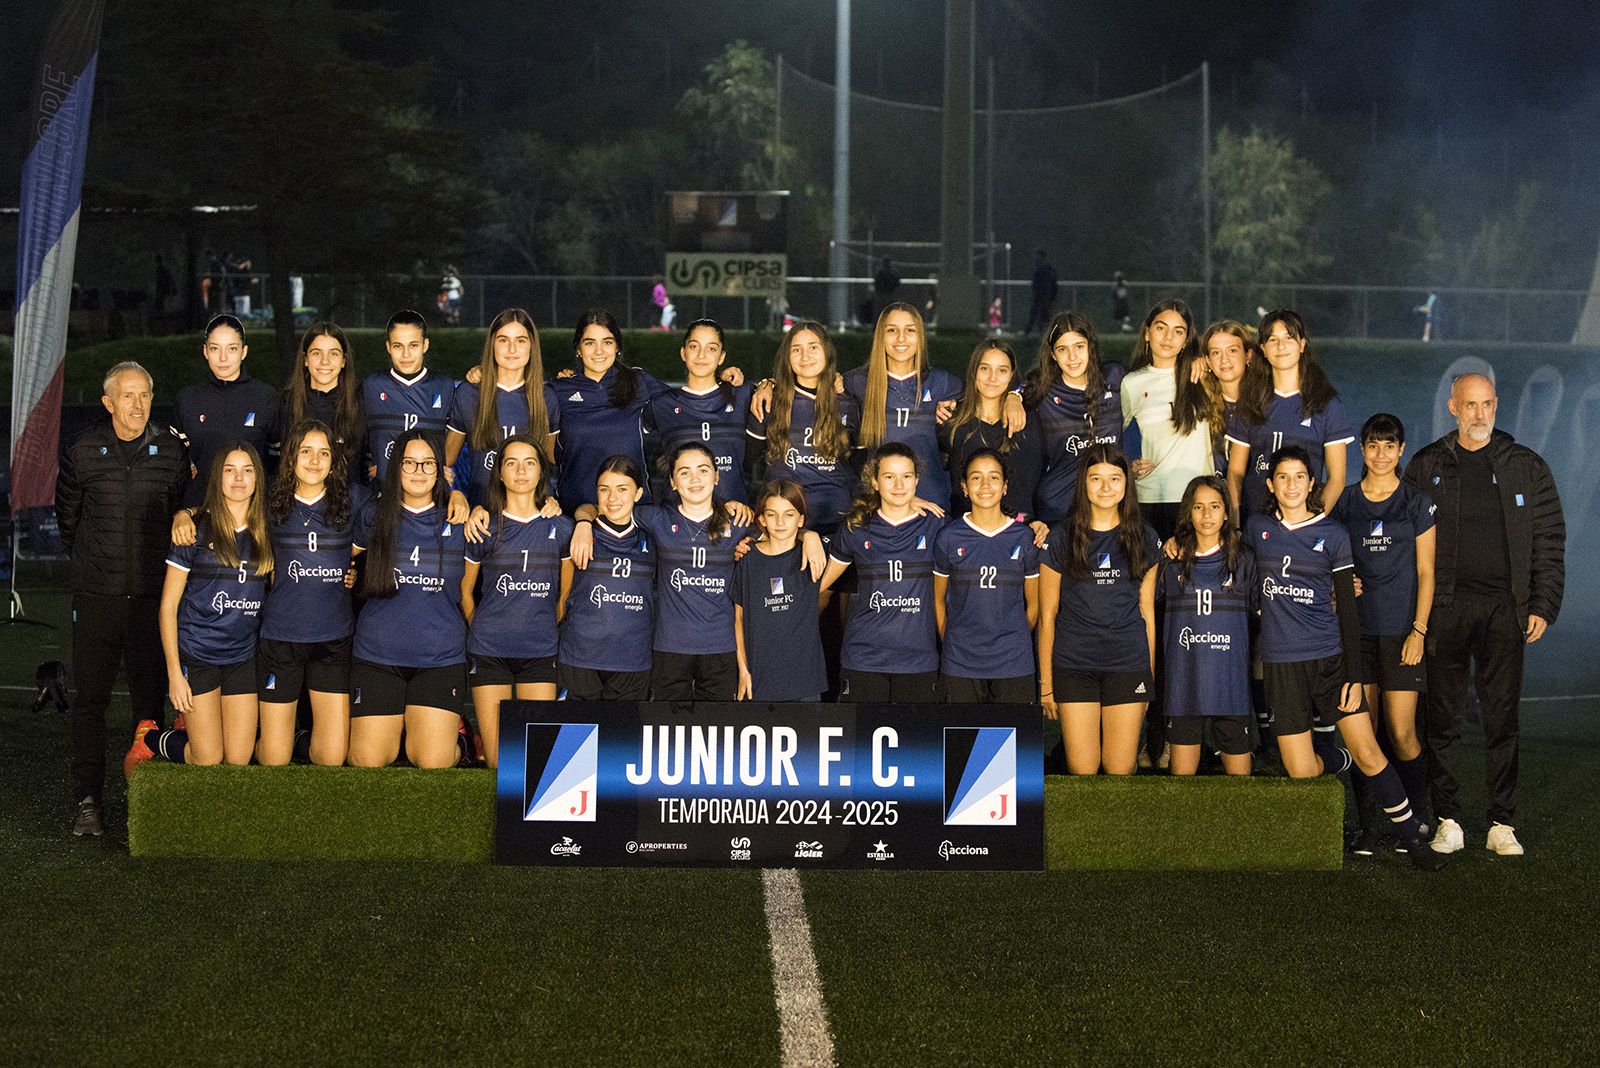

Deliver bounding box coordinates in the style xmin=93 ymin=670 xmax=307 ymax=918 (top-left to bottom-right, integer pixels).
xmin=57 ymin=362 xmax=190 ymax=837
xmin=873 ymin=258 xmax=901 ymax=321
xmin=153 ymin=253 xmax=175 ymax=316
xmin=439 ymin=266 xmax=463 ymax=325
xmin=651 ymin=275 xmax=669 ymax=330
xmin=1406 ymin=373 xmax=1565 ymax=858
xmin=1025 ymin=249 xmax=1058 ymax=335
xmin=1416 ymin=290 xmax=1438 ymax=342
xmin=1111 ymin=271 xmax=1131 ymax=332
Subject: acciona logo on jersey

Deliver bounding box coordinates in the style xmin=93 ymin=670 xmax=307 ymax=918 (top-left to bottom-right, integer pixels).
xmin=496 ymin=574 xmax=552 ymax=596
xmin=1179 ymin=626 xmax=1232 ymax=651
xmin=394 ymin=570 xmax=446 ymax=592
xmin=784 ymin=446 xmax=835 ymax=472
xmin=868 ymin=591 xmax=921 ymax=613
xmin=589 ymin=584 xmax=646 ymax=611
xmin=286 ymin=560 xmax=345 ymax=583
xmin=669 ymin=568 xmax=725 ymax=594
xmin=210 ymin=591 xmax=262 ymax=615
xmin=1262 ymin=576 xmax=1315 ymax=602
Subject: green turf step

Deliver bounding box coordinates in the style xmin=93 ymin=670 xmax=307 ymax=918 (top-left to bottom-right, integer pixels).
xmin=128 ymin=764 xmax=494 ymax=862
xmin=1045 ymin=775 xmax=1344 ymax=870
xmin=130 ymin=765 xmax=1343 ymax=869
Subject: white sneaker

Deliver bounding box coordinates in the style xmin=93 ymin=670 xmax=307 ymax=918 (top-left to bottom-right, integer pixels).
xmin=1486 ymin=823 xmax=1524 ymax=856
xmin=1430 ymin=818 xmax=1464 ymax=854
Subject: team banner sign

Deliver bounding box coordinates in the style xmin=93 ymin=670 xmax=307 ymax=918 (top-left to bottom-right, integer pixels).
xmin=664 ymin=190 xmax=788 ymax=297
xmin=496 ymin=701 xmax=1043 ymax=870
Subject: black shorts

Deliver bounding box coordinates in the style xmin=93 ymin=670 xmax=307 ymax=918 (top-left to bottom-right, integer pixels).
xmin=469 ymin=654 xmax=558 ymax=688
xmin=651 ymin=650 xmax=739 ymax=701
xmin=1263 ymin=655 xmax=1357 ymax=736
xmin=1054 ymin=665 xmax=1154 ymax=707
xmin=1166 ymin=715 xmax=1253 ymax=755
xmin=943 ymin=674 xmax=1036 ymax=705
xmin=181 ymin=655 xmax=256 ymax=697
xmin=1359 ymin=633 xmax=1427 ymax=693
xmin=257 ymin=636 xmax=352 ymax=700
xmin=838 ymin=669 xmax=939 ymax=704
xmin=559 ymin=663 xmax=651 ymax=701
xmin=350 ymin=659 xmax=467 ymax=718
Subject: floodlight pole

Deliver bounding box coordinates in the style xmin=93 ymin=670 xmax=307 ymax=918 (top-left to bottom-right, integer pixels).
xmin=985 ymin=54 xmax=996 ymax=325
xmin=939 ymin=0 xmax=980 ymax=328
xmin=828 ymin=0 xmax=852 ymax=330
xmin=1201 ymin=61 xmax=1213 ymax=323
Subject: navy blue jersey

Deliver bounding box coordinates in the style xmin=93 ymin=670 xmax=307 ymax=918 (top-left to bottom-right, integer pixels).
xmin=1225 ymin=391 xmax=1355 ymax=518
xmin=361 ymin=368 xmax=457 ymax=482
xmin=174 ymin=374 xmax=282 ymax=507
xmin=733 ymin=545 xmax=827 ymax=701
xmin=830 ymin=511 xmax=943 ymax=674
xmin=352 ymin=501 xmax=467 ymax=668
xmin=552 ymin=366 xmax=666 ymax=511
xmin=644 ymin=382 xmax=755 ymax=504
xmin=1031 ymin=372 xmax=1124 ymax=522
xmin=633 ymin=505 xmax=749 ymax=655
xmin=1331 ymin=481 xmax=1437 ymax=637
xmin=167 ymin=525 xmax=267 ymax=665
xmin=261 ymin=486 xmax=367 ymax=643
xmin=465 ymin=513 xmax=574 ymax=659
xmin=933 ymin=516 xmax=1040 ymax=679
xmin=558 ymin=517 xmax=657 ymax=672
xmin=1246 ymin=512 xmax=1355 ymax=663
xmin=1158 ymin=548 xmax=1258 ymax=717
xmin=296 ymin=384 xmax=368 ymax=481
xmin=1044 ymin=523 xmax=1160 ymax=673
xmin=843 ymin=367 xmax=964 ymax=509
xmin=1213 ymin=397 xmax=1239 ymax=476
xmin=943 ymin=414 xmax=1046 ymax=522
xmin=746 ymin=387 xmax=861 ymax=537
xmin=446 ymin=380 xmax=562 ymax=506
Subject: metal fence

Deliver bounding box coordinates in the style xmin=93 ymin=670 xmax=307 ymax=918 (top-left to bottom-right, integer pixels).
xmin=197 ymin=271 xmax=1595 ymax=344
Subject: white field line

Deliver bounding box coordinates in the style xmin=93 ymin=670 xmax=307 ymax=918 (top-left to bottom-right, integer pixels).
xmin=761 ymin=868 xmax=838 ymax=1068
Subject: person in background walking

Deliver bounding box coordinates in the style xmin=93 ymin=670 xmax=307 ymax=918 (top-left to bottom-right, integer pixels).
xmin=1111 ymin=271 xmax=1132 ymax=332
xmin=651 ymin=275 xmax=669 ymax=330
xmin=1026 ymin=249 xmax=1059 ymax=336
xmin=1416 ymin=290 xmax=1438 ymax=342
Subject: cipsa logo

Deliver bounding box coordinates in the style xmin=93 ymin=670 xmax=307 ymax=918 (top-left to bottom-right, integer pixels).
xmin=729 ymin=836 xmax=752 ymax=861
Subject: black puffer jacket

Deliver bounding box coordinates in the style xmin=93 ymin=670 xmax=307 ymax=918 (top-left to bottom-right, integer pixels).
xmin=56 ymin=421 xmax=190 ymax=597
xmin=1404 ymin=428 xmax=1565 ymax=626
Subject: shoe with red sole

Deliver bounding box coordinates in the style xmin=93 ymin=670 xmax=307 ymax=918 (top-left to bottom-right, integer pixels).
xmin=124 ymin=719 xmax=159 ymax=779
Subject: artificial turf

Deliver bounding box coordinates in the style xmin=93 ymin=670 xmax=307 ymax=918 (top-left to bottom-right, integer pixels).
xmin=128 ymin=766 xmax=1343 ymax=872
xmin=5 ymin=587 xmax=1599 ymax=1065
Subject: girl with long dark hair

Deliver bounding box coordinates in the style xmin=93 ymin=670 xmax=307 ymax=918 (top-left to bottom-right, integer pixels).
xmin=1247 ymin=446 xmax=1443 ymax=870
xmin=942 ymin=338 xmax=1047 ymax=540
xmin=1158 ymin=475 xmax=1257 ymax=776
xmin=820 ymin=444 xmax=944 ymax=703
xmin=1026 ymin=311 xmax=1124 ymax=524
xmin=1121 ymin=300 xmax=1214 ymax=540
xmin=461 ymin=436 xmax=574 ymax=768
xmin=347 ymin=431 xmax=470 ymax=769
xmin=283 ymin=321 xmax=365 ymax=476
xmin=1330 ymin=414 xmax=1436 ymax=853
xmin=933 ymin=450 xmax=1042 ymax=704
xmin=254 ymin=420 xmax=360 ymax=767
xmin=1225 ymin=310 xmax=1354 ymax=519
xmin=446 ymin=308 xmax=559 ymax=507
xmin=1036 ymin=444 xmax=1159 ymax=775
xmin=557 ymin=456 xmax=658 ymax=700
xmin=128 ymin=442 xmax=273 ymax=772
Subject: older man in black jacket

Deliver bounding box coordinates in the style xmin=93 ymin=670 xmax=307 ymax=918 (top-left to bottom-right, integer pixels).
xmin=56 ymin=361 xmax=189 ymax=837
xmin=1405 ymin=372 xmax=1565 ymax=857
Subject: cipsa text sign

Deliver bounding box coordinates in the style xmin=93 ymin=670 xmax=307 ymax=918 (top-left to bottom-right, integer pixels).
xmin=495 ymin=702 xmax=1043 ymax=870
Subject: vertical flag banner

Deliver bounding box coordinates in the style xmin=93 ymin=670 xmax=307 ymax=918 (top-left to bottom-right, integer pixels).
xmin=11 ymin=0 xmax=104 ymax=514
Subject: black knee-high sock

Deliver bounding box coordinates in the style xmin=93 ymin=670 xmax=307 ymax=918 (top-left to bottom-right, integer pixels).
xmin=1364 ymin=761 xmax=1426 ymax=845
xmin=291 ymin=729 xmax=312 ymax=764
xmin=152 ymin=729 xmax=188 ymax=764
xmin=1312 ymin=727 xmax=1351 ymax=775
xmin=1394 ymin=754 xmax=1428 ymax=822
xmin=1350 ymin=767 xmax=1380 ymax=832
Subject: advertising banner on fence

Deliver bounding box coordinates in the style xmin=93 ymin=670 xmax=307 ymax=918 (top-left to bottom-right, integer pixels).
xmin=496 ymin=701 xmax=1043 ymax=870
xmin=663 ymin=190 xmax=788 ymax=297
